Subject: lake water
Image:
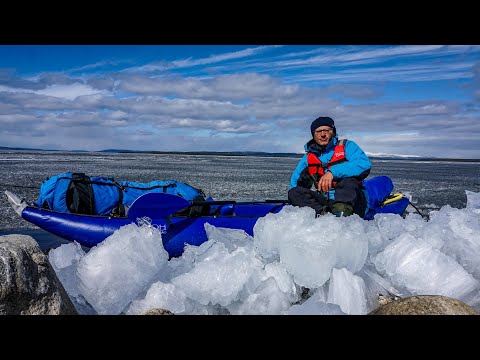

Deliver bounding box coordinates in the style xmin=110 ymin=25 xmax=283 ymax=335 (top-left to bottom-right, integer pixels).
xmin=1 ymin=150 xmax=480 ymax=249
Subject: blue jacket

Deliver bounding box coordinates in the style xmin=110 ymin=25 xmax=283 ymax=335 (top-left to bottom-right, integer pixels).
xmin=290 ymin=136 xmax=371 ymax=199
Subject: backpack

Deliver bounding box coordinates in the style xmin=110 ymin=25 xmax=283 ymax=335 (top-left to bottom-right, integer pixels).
xmin=37 ymin=172 xmax=206 ymax=216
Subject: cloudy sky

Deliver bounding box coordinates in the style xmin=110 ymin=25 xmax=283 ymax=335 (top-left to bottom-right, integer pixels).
xmin=0 ymin=45 xmax=479 ymax=158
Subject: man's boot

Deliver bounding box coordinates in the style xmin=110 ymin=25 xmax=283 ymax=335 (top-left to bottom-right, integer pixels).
xmin=332 ymin=202 xmax=354 ymax=217
xmin=314 ymin=205 xmax=330 ymax=217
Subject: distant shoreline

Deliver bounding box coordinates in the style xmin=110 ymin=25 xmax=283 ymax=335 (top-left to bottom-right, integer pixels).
xmin=1 ymin=146 xmax=479 ymax=163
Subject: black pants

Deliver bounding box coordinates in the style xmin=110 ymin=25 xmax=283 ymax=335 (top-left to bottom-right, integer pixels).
xmin=288 ymin=178 xmax=366 ymax=217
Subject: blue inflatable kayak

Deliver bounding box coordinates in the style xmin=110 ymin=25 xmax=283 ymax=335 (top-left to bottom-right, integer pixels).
xmin=5 ymin=176 xmax=409 ymax=258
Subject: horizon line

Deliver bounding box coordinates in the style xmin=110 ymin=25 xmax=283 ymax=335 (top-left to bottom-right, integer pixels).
xmin=1 ymin=145 xmax=479 ymax=162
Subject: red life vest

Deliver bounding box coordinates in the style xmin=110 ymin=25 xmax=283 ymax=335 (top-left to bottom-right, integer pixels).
xmin=307 ymin=139 xmax=347 ymax=178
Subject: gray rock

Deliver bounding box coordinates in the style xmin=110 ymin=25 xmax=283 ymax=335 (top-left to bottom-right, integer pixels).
xmin=368 ymin=295 xmax=479 ymax=315
xmin=142 ymin=308 xmax=174 ymax=315
xmin=0 ymin=234 xmax=78 ymax=315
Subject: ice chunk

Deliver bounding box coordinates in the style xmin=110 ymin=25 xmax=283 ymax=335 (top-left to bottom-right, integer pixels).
xmin=49 ymin=242 xmax=85 ymax=270
xmin=374 ymin=233 xmax=479 ymax=302
xmin=126 ymin=281 xmax=188 ymax=315
xmin=171 ymin=247 xmax=264 ymax=307
xmin=466 ymin=190 xmax=480 ymax=210
xmin=77 ymin=222 xmax=169 ymax=315
xmin=327 ymin=268 xmax=367 ymax=315
xmin=204 ymin=222 xmax=254 ymax=252
xmin=229 ymin=277 xmax=291 ymax=315
xmin=254 ymin=208 xmax=368 ymax=288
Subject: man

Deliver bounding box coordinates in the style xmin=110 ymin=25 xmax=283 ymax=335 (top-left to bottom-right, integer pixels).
xmin=289 ymin=116 xmax=371 ymax=217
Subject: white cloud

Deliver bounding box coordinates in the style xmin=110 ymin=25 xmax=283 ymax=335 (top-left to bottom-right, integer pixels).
xmin=36 ymin=83 xmax=109 ymax=100
xmin=123 ymin=46 xmax=279 ymax=73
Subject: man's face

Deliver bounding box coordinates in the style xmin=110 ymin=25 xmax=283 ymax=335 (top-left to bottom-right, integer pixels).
xmin=313 ymin=126 xmax=334 ymax=147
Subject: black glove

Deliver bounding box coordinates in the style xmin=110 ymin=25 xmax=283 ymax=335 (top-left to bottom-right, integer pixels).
xmin=297 ymin=167 xmax=315 ymax=189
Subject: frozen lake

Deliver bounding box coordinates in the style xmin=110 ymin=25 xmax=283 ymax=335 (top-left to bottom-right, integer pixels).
xmin=1 ymin=150 xmax=480 ymax=232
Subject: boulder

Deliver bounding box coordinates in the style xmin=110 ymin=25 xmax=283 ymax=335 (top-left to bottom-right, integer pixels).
xmin=0 ymin=234 xmax=77 ymax=315
xmin=368 ymin=295 xmax=478 ymax=315
xmin=142 ymin=308 xmax=174 ymax=315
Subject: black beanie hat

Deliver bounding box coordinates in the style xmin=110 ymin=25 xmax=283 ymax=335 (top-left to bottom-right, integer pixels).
xmin=310 ymin=116 xmax=336 ymax=136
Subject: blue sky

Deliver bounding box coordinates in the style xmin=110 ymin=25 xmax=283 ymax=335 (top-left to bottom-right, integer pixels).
xmin=0 ymin=45 xmax=479 ymax=158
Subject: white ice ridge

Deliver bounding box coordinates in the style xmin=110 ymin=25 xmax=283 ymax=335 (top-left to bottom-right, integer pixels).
xmin=48 ymin=190 xmax=480 ymax=315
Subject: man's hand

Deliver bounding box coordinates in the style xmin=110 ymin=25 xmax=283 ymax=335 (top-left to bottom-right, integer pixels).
xmin=318 ymin=171 xmax=333 ymax=192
